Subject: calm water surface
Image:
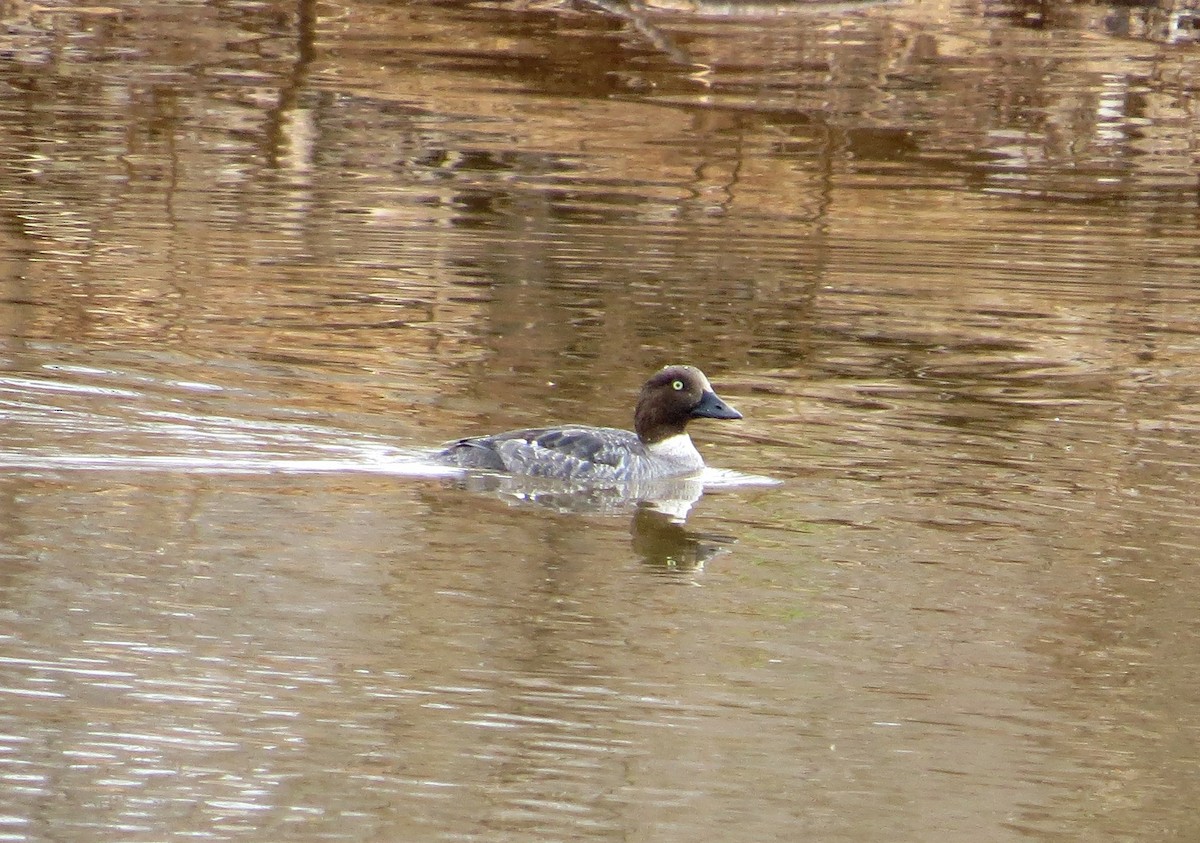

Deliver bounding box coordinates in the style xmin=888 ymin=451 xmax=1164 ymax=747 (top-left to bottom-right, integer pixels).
xmin=2 ymin=0 xmax=1200 ymax=840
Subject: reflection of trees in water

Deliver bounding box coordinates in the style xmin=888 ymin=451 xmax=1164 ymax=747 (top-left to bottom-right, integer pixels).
xmin=2 ymin=0 xmax=1200 ymax=383
xmin=1101 ymin=0 xmax=1200 ymax=44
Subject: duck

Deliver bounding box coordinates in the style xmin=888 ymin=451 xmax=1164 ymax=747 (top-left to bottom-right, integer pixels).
xmin=437 ymin=365 xmax=742 ymax=482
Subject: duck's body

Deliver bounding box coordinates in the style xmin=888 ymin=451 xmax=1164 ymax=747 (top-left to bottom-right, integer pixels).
xmin=442 ymin=425 xmax=696 ymax=482
xmin=438 ymin=365 xmax=741 ymax=482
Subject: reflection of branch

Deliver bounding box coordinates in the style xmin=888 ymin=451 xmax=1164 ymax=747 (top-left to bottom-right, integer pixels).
xmin=574 ymin=0 xmax=895 ymax=68
xmin=573 ymin=0 xmax=699 ymax=66
xmin=264 ymin=0 xmax=319 ymax=170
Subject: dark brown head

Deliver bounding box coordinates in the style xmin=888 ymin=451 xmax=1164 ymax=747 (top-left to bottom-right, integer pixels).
xmin=633 ymin=365 xmax=742 ymax=445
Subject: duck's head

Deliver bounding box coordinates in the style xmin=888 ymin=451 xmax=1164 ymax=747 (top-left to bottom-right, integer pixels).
xmin=634 ymin=365 xmax=742 ymax=444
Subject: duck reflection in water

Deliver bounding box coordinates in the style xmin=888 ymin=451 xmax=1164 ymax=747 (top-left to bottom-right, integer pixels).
xmin=451 ymin=470 xmax=706 ymax=520
xmin=631 ymin=505 xmax=735 ymax=571
xmin=449 ymin=470 xmax=737 ymax=571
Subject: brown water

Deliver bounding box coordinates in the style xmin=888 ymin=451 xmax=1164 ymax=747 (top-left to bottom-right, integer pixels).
xmin=2 ymin=0 xmax=1200 ymax=840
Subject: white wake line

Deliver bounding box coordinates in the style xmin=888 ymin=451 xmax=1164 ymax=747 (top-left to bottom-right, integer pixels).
xmin=698 ymin=467 xmax=783 ymax=488
xmin=0 ymin=454 xmax=782 ymax=487
xmin=0 ymin=452 xmax=463 ymax=477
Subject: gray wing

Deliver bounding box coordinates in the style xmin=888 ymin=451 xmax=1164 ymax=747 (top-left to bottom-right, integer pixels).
xmin=443 ymin=426 xmax=644 ymax=480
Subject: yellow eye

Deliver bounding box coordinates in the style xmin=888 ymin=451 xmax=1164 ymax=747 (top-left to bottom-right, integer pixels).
xmin=672 ymin=380 xmax=684 ymax=391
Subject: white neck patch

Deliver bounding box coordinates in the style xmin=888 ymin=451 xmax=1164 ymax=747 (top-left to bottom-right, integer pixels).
xmin=647 ymin=432 xmax=704 ymax=471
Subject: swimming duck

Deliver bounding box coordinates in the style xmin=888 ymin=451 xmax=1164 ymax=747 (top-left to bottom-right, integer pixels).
xmin=437 ymin=365 xmax=742 ymax=482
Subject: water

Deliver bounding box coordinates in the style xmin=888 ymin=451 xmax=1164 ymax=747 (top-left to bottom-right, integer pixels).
xmin=2 ymin=0 xmax=1200 ymax=840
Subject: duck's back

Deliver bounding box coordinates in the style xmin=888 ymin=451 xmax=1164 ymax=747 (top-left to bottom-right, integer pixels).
xmin=441 ymin=426 xmax=647 ymax=480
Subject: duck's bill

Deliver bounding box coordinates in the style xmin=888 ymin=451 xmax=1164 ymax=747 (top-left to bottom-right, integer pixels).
xmin=691 ymin=390 xmax=743 ymax=420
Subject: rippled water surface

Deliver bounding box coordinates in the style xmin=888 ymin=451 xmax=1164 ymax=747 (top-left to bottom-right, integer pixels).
xmin=2 ymin=0 xmax=1200 ymax=840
